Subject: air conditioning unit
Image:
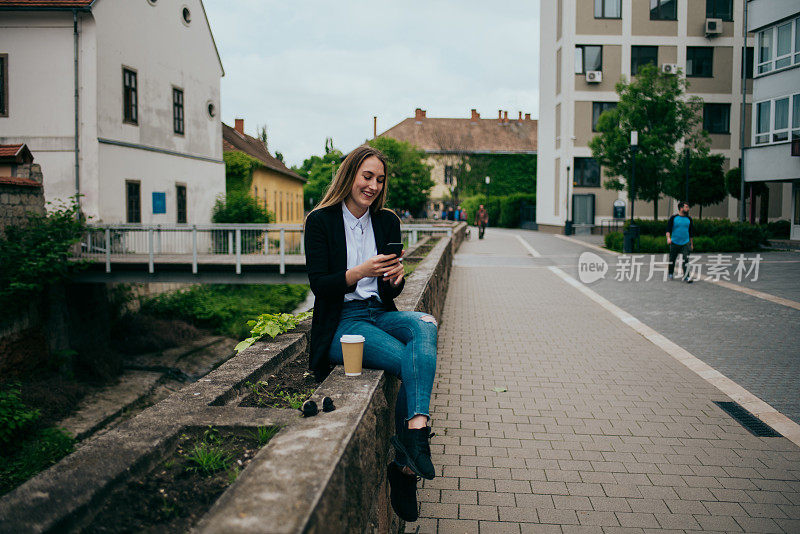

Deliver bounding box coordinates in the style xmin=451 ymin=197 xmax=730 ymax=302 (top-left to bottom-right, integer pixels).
xmin=586 ymin=70 xmax=602 ymax=83
xmin=661 ymin=63 xmax=679 ymax=75
xmin=705 ymin=18 xmax=723 ymax=36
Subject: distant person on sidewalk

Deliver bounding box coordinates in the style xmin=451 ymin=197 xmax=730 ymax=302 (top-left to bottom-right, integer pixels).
xmin=666 ymin=201 xmax=695 ymax=283
xmin=474 ymin=204 xmax=489 ymax=239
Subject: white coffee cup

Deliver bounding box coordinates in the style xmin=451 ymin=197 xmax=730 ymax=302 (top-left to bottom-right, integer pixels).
xmin=340 ymin=334 xmax=365 ymax=376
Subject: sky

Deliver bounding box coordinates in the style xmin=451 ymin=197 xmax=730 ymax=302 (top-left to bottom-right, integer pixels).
xmin=202 ymin=1 xmax=541 ymax=168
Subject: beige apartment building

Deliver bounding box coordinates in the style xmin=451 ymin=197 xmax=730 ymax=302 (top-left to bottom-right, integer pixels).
xmin=537 ymin=0 xmax=761 ymax=232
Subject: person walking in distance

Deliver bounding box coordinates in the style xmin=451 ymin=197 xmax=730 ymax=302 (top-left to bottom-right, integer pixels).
xmin=666 ymin=201 xmax=695 ymax=283
xmin=474 ymin=204 xmax=489 ymax=239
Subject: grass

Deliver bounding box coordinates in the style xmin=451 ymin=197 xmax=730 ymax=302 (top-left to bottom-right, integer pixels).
xmin=251 ymin=426 xmax=280 ymax=447
xmin=0 ymin=426 xmax=74 ymax=495
xmin=184 ymin=441 xmax=233 ymax=475
xmin=140 ymin=284 xmax=310 ymax=339
xmin=246 ymin=381 xmax=314 ymax=410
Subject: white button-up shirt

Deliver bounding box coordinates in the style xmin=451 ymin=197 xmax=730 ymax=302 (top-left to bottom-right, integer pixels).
xmin=342 ymin=202 xmax=380 ymax=302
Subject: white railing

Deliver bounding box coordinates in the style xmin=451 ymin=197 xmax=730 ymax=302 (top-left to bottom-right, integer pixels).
xmin=77 ymin=222 xmax=455 ymax=276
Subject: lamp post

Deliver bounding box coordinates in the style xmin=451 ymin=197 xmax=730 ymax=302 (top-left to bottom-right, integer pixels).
xmin=564 ymin=165 xmax=573 ymax=235
xmin=623 ymin=131 xmax=639 ymax=253
xmin=485 ymin=176 xmax=491 ymax=197
xmin=684 ymin=147 xmax=690 ymax=204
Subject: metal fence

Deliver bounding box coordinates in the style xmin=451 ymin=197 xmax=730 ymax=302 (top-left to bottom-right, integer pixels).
xmin=77 ymin=222 xmax=455 ymax=276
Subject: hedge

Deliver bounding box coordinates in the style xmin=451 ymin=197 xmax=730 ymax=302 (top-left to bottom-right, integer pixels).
xmin=622 ymin=218 xmax=769 ymax=251
xmin=605 ymin=231 xmax=763 ymax=253
xmin=460 ymin=193 xmax=536 ymax=228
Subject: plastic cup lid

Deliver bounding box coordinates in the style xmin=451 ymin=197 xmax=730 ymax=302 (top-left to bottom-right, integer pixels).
xmin=340 ymin=334 xmax=365 ymax=343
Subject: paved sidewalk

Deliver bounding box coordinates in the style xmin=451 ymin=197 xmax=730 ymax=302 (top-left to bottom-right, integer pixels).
xmin=411 ymin=229 xmax=800 ymax=533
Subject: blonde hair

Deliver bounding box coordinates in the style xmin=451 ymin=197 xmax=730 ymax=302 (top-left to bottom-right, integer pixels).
xmin=310 ymin=145 xmax=388 ymax=215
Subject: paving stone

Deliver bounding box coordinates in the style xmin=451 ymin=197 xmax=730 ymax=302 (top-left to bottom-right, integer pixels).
xmin=479 ymin=521 xmax=522 ymax=534
xmin=419 ymin=231 xmax=800 ymax=533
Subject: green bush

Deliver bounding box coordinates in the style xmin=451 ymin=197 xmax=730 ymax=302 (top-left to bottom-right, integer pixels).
xmin=623 ymin=218 xmax=768 ymax=251
xmin=715 ymin=235 xmax=740 ymax=252
xmin=764 ymin=220 xmax=790 ymax=240
xmin=0 ymin=426 xmax=74 ymax=495
xmin=0 ymin=198 xmax=86 ymax=319
xmin=692 ymin=236 xmax=715 ymax=253
xmin=0 ymin=384 xmax=40 ymax=445
xmin=140 ymin=284 xmax=309 ymax=339
xmin=605 ymin=232 xmax=623 ymax=252
xmin=211 ymin=190 xmax=273 ymax=224
xmin=638 ymin=235 xmax=668 ymax=253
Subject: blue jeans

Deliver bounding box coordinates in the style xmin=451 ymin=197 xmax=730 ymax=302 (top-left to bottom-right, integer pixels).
xmin=329 ymin=297 xmax=438 ymax=465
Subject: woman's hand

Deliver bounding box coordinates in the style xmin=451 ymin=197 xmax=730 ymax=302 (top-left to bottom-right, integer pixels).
xmin=382 ymin=250 xmax=405 ymax=286
xmin=346 ymin=254 xmax=400 ymax=285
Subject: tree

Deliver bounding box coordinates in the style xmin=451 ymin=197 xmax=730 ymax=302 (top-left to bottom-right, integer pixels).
xmin=368 ymin=137 xmax=434 ymax=215
xmin=666 ymin=150 xmax=725 ymax=218
xmin=725 ymin=167 xmax=769 ymax=224
xmin=294 ymin=144 xmax=344 ymax=211
xmin=258 ymin=125 xmax=268 ymax=149
xmin=589 ymin=63 xmax=706 ymax=219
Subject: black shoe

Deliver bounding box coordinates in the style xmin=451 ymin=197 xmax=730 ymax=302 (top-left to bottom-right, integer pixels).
xmin=683 ymin=276 xmax=693 ymax=284
xmin=387 ymin=462 xmax=418 ymax=522
xmin=390 ymin=427 xmax=436 ymax=480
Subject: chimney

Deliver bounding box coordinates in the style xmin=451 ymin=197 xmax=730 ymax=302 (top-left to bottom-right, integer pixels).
xmin=471 ymin=109 xmax=480 ymax=121
xmin=234 ymin=118 xmax=244 ymax=134
xmin=373 ymin=116 xmax=377 ymax=138
xmin=525 ymin=113 xmax=531 ymax=121
xmin=503 ymin=111 xmax=509 ymax=123
xmin=414 ymin=108 xmax=426 ymax=121
xmin=498 ymin=110 xmax=502 ymax=120
xmin=518 ymin=111 xmax=523 ymax=121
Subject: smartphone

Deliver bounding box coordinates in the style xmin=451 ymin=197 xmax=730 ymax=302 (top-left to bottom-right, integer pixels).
xmin=385 ymin=242 xmax=404 ymax=259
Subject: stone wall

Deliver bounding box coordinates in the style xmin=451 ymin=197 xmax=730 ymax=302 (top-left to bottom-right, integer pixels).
xmin=0 ymin=223 xmax=464 ymax=533
xmin=0 ymin=170 xmax=45 ymax=236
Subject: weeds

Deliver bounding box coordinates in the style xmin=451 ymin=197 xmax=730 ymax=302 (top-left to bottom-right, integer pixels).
xmin=252 ymin=388 xmax=314 ymax=410
xmin=184 ymin=441 xmax=232 ymax=475
xmin=251 ymin=426 xmax=280 ymax=447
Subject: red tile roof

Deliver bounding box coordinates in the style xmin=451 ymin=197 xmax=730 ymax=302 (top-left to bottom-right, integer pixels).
xmin=0 ymin=1 xmax=93 ymax=8
xmin=0 ymin=177 xmax=41 ymax=187
xmin=380 ymin=110 xmax=538 ymax=154
xmin=222 ymin=123 xmax=305 ymax=183
xmin=0 ymin=144 xmax=34 ymax=163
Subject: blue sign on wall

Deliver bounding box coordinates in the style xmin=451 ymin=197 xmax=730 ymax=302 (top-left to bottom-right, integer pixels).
xmin=152 ymin=192 xmax=166 ymax=214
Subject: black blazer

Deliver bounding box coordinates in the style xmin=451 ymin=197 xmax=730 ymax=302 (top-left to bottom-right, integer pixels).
xmin=304 ymin=203 xmax=406 ymax=381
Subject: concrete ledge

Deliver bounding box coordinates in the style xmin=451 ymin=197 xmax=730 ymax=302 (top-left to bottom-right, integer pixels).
xmin=0 ymin=223 xmax=463 ymax=533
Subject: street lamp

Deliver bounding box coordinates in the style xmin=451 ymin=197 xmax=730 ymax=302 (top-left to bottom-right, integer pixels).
xmin=564 ymin=165 xmax=573 ymax=235
xmin=623 ymin=131 xmax=639 ymax=253
xmin=485 ymin=176 xmax=491 ymax=197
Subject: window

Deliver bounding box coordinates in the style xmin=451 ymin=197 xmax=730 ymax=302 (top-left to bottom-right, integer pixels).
xmin=123 ymin=68 xmax=138 ymax=124
xmin=176 ymin=184 xmax=187 ymax=223
xmin=0 ymin=54 xmax=7 ymax=117
xmin=576 ymin=45 xmax=602 ymax=74
xmin=631 ymin=46 xmax=658 ymax=75
xmin=706 ymin=0 xmax=732 ymax=21
xmin=686 ymin=47 xmax=713 ymax=77
xmin=754 ymin=94 xmax=800 ymax=145
xmin=173 ymin=87 xmax=184 ymax=135
xmin=745 ymin=46 xmax=754 ymax=79
xmin=574 ymin=158 xmax=601 ymax=187
xmin=126 ymin=181 xmax=141 ymax=223
xmin=703 ymin=103 xmax=730 ymax=134
xmin=756 ymin=17 xmax=800 ymax=74
xmin=650 ymin=0 xmax=676 ymax=21
xmin=444 ymin=165 xmax=453 ymax=185
xmin=594 ymin=0 xmax=621 ymax=19
xmin=592 ymin=102 xmax=617 ymax=131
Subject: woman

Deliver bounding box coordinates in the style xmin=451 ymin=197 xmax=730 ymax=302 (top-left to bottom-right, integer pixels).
xmin=303 ymin=145 xmax=438 ymax=521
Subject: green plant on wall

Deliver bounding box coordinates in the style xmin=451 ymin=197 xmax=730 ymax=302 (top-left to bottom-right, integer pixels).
xmin=224 ymin=151 xmax=263 ymax=193
xmin=456 ymin=154 xmax=537 ymax=197
xmin=234 ymin=311 xmax=312 ymax=353
xmin=0 ymin=197 xmax=86 ymax=319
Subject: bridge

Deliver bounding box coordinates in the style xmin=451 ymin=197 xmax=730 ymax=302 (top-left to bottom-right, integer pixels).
xmin=71 ymin=222 xmax=455 ymax=284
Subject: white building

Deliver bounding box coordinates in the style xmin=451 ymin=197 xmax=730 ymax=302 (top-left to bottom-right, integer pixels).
xmin=743 ymin=0 xmax=800 ymax=241
xmin=0 ymin=0 xmax=225 ymax=224
xmin=537 ymin=0 xmax=759 ymax=232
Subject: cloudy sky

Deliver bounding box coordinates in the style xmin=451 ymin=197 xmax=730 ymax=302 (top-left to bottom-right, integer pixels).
xmin=202 ymin=1 xmax=541 ymax=168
